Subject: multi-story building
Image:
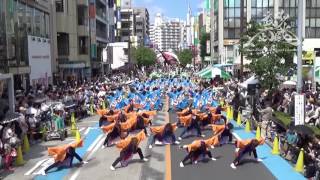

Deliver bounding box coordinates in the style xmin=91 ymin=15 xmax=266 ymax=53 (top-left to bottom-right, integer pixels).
xmin=0 ymin=0 xmax=53 ymax=90
xmin=211 ymin=0 xmax=320 ymax=66
xmin=54 ymin=0 xmax=114 ymax=81
xmin=134 ymin=8 xmax=150 ymax=46
xmin=150 ymin=14 xmax=184 ymax=52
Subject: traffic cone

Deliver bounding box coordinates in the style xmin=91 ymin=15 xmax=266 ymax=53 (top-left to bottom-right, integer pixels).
xmin=22 ymin=134 xmax=30 ymax=153
xmin=256 ymin=126 xmax=261 ymax=139
xmin=237 ymin=113 xmax=241 ymax=125
xmin=75 ymin=129 xmax=81 ymax=142
xmin=15 ymin=146 xmax=25 ymax=166
xmin=71 ymin=114 xmax=77 ymax=137
xmin=271 ymin=135 xmax=280 ymax=155
xmin=295 ymin=148 xmax=304 ymax=173
xmin=41 ymin=125 xmax=47 ymax=140
xmin=245 ymin=120 xmax=251 ymax=132
xmin=71 ymin=112 xmax=75 ymax=124
xmin=102 ymin=101 xmax=106 ymax=110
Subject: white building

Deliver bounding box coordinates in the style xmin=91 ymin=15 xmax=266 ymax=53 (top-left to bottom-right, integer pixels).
xmin=109 ymin=42 xmax=129 ymax=70
xmin=150 ymin=14 xmax=185 ymax=52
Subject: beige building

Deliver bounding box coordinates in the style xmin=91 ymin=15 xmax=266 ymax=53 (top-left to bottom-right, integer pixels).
xmin=54 ymin=0 xmax=114 ymax=81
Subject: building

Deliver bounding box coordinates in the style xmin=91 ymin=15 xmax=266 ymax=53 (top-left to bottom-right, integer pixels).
xmin=211 ymin=0 xmax=320 ymax=66
xmin=0 ymin=0 xmax=53 ymax=90
xmin=54 ymin=0 xmax=115 ymax=82
xmin=134 ymin=8 xmax=150 ymax=46
xmin=116 ymin=6 xmax=149 ymax=47
xmin=150 ymin=14 xmax=185 ymax=52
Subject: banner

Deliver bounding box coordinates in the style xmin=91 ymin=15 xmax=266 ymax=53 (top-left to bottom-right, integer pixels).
xmin=294 ymin=95 xmax=305 ymax=126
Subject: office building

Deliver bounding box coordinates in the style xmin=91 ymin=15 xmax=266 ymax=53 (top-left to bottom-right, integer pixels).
xmin=150 ymin=14 xmax=184 ymax=52
xmin=211 ymin=0 xmax=320 ymax=65
xmin=0 ymin=0 xmax=53 ymax=90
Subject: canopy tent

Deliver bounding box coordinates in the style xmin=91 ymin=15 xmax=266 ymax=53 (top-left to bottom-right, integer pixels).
xmin=213 ymin=64 xmax=233 ymax=68
xmin=199 ymin=67 xmax=231 ymax=79
xmin=240 ymin=75 xmax=259 ymax=88
xmin=195 ymin=66 xmax=212 ymax=75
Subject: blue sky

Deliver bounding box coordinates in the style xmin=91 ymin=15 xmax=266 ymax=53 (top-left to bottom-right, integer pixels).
xmin=132 ymin=0 xmax=204 ymax=23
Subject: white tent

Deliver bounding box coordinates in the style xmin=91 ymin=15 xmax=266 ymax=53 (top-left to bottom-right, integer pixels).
xmin=240 ymin=76 xmax=259 ymax=88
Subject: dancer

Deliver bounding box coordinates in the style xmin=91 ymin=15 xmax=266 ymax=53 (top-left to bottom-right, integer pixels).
xmin=230 ymin=138 xmax=265 ymax=169
xmin=179 ymin=140 xmax=216 ymax=167
xmin=101 ymin=121 xmax=128 ymax=148
xmin=178 ymin=114 xmax=204 ymax=140
xmin=149 ymin=123 xmax=179 ymax=149
xmin=41 ymin=140 xmax=88 ymax=175
xmin=110 ymin=131 xmax=148 ymax=170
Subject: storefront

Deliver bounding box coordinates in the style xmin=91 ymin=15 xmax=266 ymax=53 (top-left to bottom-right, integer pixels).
xmin=0 ymin=73 xmax=15 ymax=113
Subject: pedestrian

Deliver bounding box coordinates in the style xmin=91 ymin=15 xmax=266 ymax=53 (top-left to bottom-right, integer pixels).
xmin=149 ymin=123 xmax=179 ymax=149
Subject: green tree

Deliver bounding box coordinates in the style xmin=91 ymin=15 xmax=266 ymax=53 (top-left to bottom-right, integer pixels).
xmin=134 ymin=47 xmax=156 ymax=67
xmin=240 ymin=13 xmax=296 ymax=91
xmin=178 ymin=49 xmax=193 ymax=67
xmin=200 ymin=32 xmax=210 ymax=62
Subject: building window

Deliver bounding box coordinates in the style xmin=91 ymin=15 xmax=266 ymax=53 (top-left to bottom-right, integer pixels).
xmin=79 ymin=37 xmax=88 ymax=54
xmin=56 ymin=0 xmax=64 ymax=12
xmin=78 ymin=6 xmax=87 ymax=26
xmin=57 ymin=33 xmax=69 ymax=56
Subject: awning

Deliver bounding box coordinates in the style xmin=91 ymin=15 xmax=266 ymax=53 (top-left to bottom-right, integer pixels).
xmin=199 ymin=67 xmax=231 ymax=79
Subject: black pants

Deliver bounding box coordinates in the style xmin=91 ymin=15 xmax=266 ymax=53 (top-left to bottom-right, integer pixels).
xmin=182 ymin=150 xmax=212 ymax=165
xmin=45 ymin=147 xmax=82 ymax=173
xmin=150 ymin=133 xmax=176 ymax=145
xmin=180 ymin=122 xmax=202 ymax=138
xmin=112 ymin=148 xmax=144 ymax=167
xmin=103 ymin=129 xmax=120 ymax=146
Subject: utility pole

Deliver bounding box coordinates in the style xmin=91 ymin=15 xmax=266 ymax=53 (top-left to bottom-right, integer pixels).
xmin=210 ymin=0 xmax=214 ymax=65
xmin=240 ymin=0 xmax=244 ymax=81
xmin=297 ymin=0 xmax=303 ymax=93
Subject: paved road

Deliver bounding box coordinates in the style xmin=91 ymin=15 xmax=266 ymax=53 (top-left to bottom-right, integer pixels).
xmin=5 ymin=100 xmax=296 ymax=180
xmin=169 ymin=112 xmax=276 ymax=180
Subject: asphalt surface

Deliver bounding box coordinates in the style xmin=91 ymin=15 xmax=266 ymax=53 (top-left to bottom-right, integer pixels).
xmin=169 ymin=112 xmax=276 ymax=180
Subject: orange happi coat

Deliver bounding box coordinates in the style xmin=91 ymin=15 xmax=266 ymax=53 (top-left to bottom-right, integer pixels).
xmin=116 ymin=130 xmax=146 ymax=150
xmin=96 ymin=109 xmax=109 ymax=116
xmin=179 ymin=114 xmax=192 ymax=127
xmin=236 ymin=138 xmax=265 ymax=149
xmin=150 ymin=123 xmax=178 ymax=135
xmin=211 ymin=114 xmax=222 ymax=123
xmin=48 ymin=139 xmax=84 ymax=162
xmin=208 ymin=107 xmax=216 ymax=114
xmin=211 ymin=124 xmax=225 ymax=135
xmin=138 ymin=110 xmax=157 ymax=117
xmin=177 ymin=108 xmax=190 ymax=116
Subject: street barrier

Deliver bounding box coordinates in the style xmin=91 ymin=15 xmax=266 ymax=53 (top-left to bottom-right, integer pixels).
xmin=23 ymin=134 xmax=30 ymax=153
xmin=256 ymin=126 xmax=261 ymax=139
xmin=15 ymin=146 xmax=26 ymax=166
xmin=245 ymin=120 xmax=251 ymax=132
xmin=237 ymin=113 xmax=241 ymax=125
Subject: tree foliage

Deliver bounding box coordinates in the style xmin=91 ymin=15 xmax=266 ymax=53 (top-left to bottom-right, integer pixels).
xmin=200 ymin=32 xmax=210 ymax=62
xmin=178 ymin=49 xmax=193 ymax=67
xmin=134 ymin=47 xmax=156 ymax=67
xmin=240 ymin=13 xmax=296 ymax=91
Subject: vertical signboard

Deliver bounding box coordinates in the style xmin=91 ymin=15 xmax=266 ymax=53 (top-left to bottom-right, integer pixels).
xmin=27 ymin=36 xmax=52 ymax=86
xmin=294 ymin=95 xmax=305 ymax=126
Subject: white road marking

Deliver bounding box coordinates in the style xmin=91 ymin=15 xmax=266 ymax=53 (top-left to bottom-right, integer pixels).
xmin=33 ymin=158 xmax=55 ymax=175
xmin=24 ymin=158 xmax=50 ymax=176
xmin=232 ymin=132 xmax=242 ymax=140
xmin=87 ymin=134 xmax=104 ymax=152
xmin=84 ymin=127 xmax=91 ymax=135
xmin=79 ymin=127 xmax=85 ymax=133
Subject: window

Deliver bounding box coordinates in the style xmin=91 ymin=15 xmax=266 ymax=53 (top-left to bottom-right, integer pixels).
xmin=56 ymin=0 xmax=64 ymax=12
xmin=57 ymin=33 xmax=69 ymax=56
xmin=79 ymin=37 xmax=88 ymax=54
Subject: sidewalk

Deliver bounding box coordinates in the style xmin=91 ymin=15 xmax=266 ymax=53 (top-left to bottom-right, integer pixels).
xmin=229 ymin=120 xmax=306 ymax=180
xmin=3 ymin=115 xmax=99 ymax=180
